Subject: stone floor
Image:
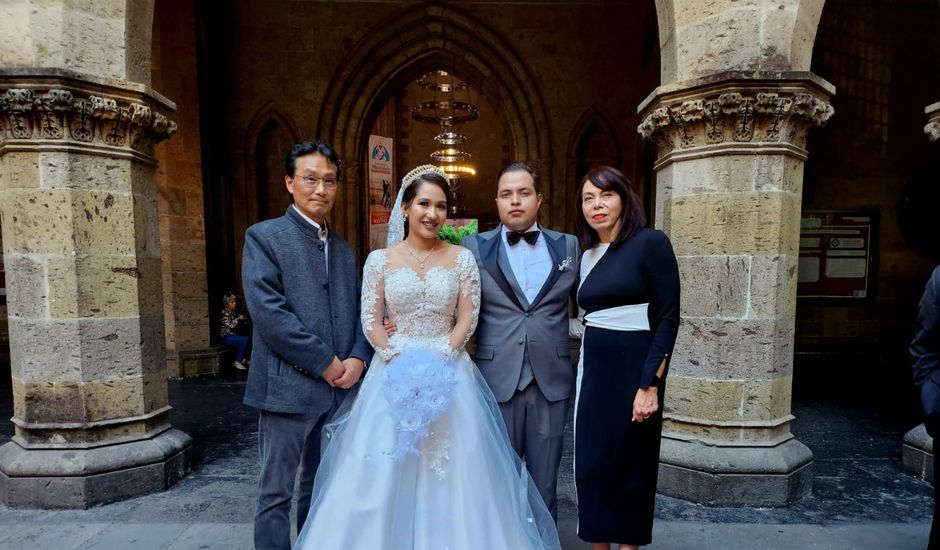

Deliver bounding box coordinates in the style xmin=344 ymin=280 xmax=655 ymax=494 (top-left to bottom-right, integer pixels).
xmin=0 ymin=370 xmax=933 ymax=549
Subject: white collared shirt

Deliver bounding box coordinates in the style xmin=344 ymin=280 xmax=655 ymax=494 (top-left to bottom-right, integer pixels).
xmin=292 ymin=205 xmax=329 ymax=275
xmin=501 ymin=223 xmax=553 ymax=304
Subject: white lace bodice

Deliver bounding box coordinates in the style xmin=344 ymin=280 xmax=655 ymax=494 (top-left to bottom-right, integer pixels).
xmin=362 ymin=247 xmax=481 ymax=362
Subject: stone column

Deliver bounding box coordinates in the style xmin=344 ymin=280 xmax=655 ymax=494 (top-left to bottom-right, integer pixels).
xmin=901 ymin=100 xmax=940 ymax=485
xmin=638 ymin=72 xmax=834 ymax=506
xmin=0 ymin=72 xmax=191 ymax=508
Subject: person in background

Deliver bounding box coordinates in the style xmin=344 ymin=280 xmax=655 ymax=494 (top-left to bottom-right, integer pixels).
xmin=221 ymin=292 xmax=250 ymax=370
xmin=912 ymin=266 xmax=940 ymax=550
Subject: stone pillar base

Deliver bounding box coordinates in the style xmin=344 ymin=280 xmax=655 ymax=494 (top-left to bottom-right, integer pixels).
xmin=658 ymin=437 xmax=813 ymax=507
xmin=178 ymin=346 xmax=227 ymax=378
xmin=0 ymin=428 xmax=191 ymax=509
xmin=903 ymin=423 xmax=934 ymax=485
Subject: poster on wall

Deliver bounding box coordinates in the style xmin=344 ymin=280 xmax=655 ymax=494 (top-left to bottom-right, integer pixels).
xmin=367 ymin=135 xmax=394 ymax=252
xmin=797 ymin=210 xmax=878 ymax=301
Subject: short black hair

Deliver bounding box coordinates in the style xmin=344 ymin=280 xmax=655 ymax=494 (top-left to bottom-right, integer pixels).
xmin=498 ymin=162 xmax=541 ymax=194
xmin=284 ymin=140 xmax=339 ymax=177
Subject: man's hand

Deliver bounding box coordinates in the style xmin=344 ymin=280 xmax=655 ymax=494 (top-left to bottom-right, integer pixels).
xmin=333 ymin=358 xmax=364 ymax=389
xmin=320 ymin=357 xmax=346 ymax=387
xmin=632 ymin=386 xmax=659 ymax=423
xmin=383 ymin=316 xmax=397 ymax=337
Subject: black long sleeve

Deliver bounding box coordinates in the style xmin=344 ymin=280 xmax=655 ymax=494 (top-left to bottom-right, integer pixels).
xmin=640 ymin=231 xmax=680 ymax=388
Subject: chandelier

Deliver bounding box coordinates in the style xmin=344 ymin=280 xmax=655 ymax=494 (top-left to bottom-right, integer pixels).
xmin=410 ymin=71 xmax=479 ymax=204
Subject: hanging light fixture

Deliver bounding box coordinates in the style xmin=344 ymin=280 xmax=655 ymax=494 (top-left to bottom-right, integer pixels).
xmin=410 ymin=71 xmax=479 ymax=211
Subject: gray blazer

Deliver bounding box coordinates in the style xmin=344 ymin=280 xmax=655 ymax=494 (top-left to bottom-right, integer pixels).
xmin=242 ymin=207 xmax=373 ymax=415
xmin=462 ymin=225 xmax=579 ymax=402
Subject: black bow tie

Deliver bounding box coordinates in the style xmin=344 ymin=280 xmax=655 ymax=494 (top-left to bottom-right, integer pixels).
xmin=507 ymin=230 xmax=540 ymax=246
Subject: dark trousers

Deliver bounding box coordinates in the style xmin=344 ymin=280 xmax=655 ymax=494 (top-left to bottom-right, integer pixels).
xmin=254 ymin=406 xmax=335 ymax=550
xmin=223 ymin=334 xmax=249 ymax=363
xmin=498 ymin=382 xmax=568 ymax=520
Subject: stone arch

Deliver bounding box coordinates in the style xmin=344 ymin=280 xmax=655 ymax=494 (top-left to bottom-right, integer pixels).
xmin=244 ymin=102 xmax=302 ymax=226
xmin=564 ymin=107 xmax=623 ymax=232
xmin=316 ymin=1 xmax=552 ymax=248
xmin=653 ymin=0 xmax=828 ymax=84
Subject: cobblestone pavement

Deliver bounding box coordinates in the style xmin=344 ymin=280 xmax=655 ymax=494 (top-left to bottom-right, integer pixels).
xmin=0 ymin=374 xmax=932 ymax=549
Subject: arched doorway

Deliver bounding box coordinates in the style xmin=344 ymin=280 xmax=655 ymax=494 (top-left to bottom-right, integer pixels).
xmin=244 ymin=103 xmax=303 ymax=227
xmin=795 ymin=0 xmax=940 ymax=484
xmin=564 ymin=108 xmax=623 ymax=233
xmin=315 ymin=2 xmax=552 ymax=254
xmin=365 ymin=74 xmax=511 ymax=229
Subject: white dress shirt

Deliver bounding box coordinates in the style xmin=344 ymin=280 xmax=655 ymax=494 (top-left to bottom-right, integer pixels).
xmin=292 ymin=205 xmax=329 ymax=276
xmin=501 ymin=223 xmax=553 ymax=305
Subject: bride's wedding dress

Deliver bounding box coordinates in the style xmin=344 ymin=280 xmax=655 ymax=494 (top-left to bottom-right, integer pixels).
xmin=295 ymin=247 xmax=560 ymax=549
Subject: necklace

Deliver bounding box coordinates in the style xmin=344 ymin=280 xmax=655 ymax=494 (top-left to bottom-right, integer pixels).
xmin=404 ymin=240 xmax=438 ymax=270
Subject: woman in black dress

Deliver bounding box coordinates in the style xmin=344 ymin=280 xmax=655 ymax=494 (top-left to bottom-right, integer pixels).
xmin=573 ymin=166 xmax=680 ymax=549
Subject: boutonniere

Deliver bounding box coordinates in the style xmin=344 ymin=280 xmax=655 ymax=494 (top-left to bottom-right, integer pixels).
xmin=557 ymin=256 xmax=573 ymax=272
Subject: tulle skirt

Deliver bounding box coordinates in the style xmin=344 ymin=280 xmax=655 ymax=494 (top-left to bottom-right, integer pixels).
xmin=295 ymin=348 xmax=561 ymax=550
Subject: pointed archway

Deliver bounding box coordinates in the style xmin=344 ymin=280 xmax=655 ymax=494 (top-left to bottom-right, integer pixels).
xmin=564 ymin=107 xmax=623 ymax=232
xmin=315 ymin=1 xmax=552 ymax=250
xmin=244 ymin=102 xmax=303 ymax=227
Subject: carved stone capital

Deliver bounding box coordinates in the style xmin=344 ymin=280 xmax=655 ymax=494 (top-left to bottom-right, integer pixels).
xmin=925 ymin=101 xmax=940 ymax=142
xmin=0 ymin=71 xmax=176 ymax=163
xmin=637 ymin=72 xmax=835 ymax=168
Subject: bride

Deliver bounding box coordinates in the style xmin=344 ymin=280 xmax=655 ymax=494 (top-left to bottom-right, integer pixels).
xmin=295 ymin=165 xmax=561 ymax=549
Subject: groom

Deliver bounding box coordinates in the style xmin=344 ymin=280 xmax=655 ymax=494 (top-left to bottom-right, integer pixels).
xmin=242 ymin=140 xmax=372 ymax=550
xmin=462 ymin=162 xmax=579 ymax=519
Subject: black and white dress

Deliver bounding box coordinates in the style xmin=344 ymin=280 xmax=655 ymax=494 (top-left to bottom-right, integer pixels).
xmin=574 ymin=228 xmax=680 ymax=546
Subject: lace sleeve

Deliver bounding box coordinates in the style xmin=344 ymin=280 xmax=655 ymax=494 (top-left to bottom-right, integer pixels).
xmin=361 ymin=250 xmax=396 ymax=362
xmin=448 ymin=248 xmax=481 ymax=354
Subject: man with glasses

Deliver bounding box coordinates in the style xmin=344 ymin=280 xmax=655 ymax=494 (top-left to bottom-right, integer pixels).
xmin=242 ymin=140 xmax=372 ymax=550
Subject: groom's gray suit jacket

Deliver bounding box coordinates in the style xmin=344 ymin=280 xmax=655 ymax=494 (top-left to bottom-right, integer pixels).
xmin=242 ymin=206 xmax=373 ymax=415
xmin=463 ymin=226 xmax=579 ymax=403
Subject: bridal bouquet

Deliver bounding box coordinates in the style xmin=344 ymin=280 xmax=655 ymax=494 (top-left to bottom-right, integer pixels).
xmin=382 ymin=348 xmax=458 ymax=459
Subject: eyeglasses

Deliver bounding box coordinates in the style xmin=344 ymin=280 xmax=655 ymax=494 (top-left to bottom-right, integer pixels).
xmin=294 ymin=175 xmax=338 ymax=189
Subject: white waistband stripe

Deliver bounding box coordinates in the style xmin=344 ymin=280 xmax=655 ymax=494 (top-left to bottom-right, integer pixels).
xmin=583 ymin=303 xmax=650 ymax=331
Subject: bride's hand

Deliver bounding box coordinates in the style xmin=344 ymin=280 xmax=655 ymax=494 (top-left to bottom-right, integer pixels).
xmin=383 ymin=316 xmax=397 ymax=337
